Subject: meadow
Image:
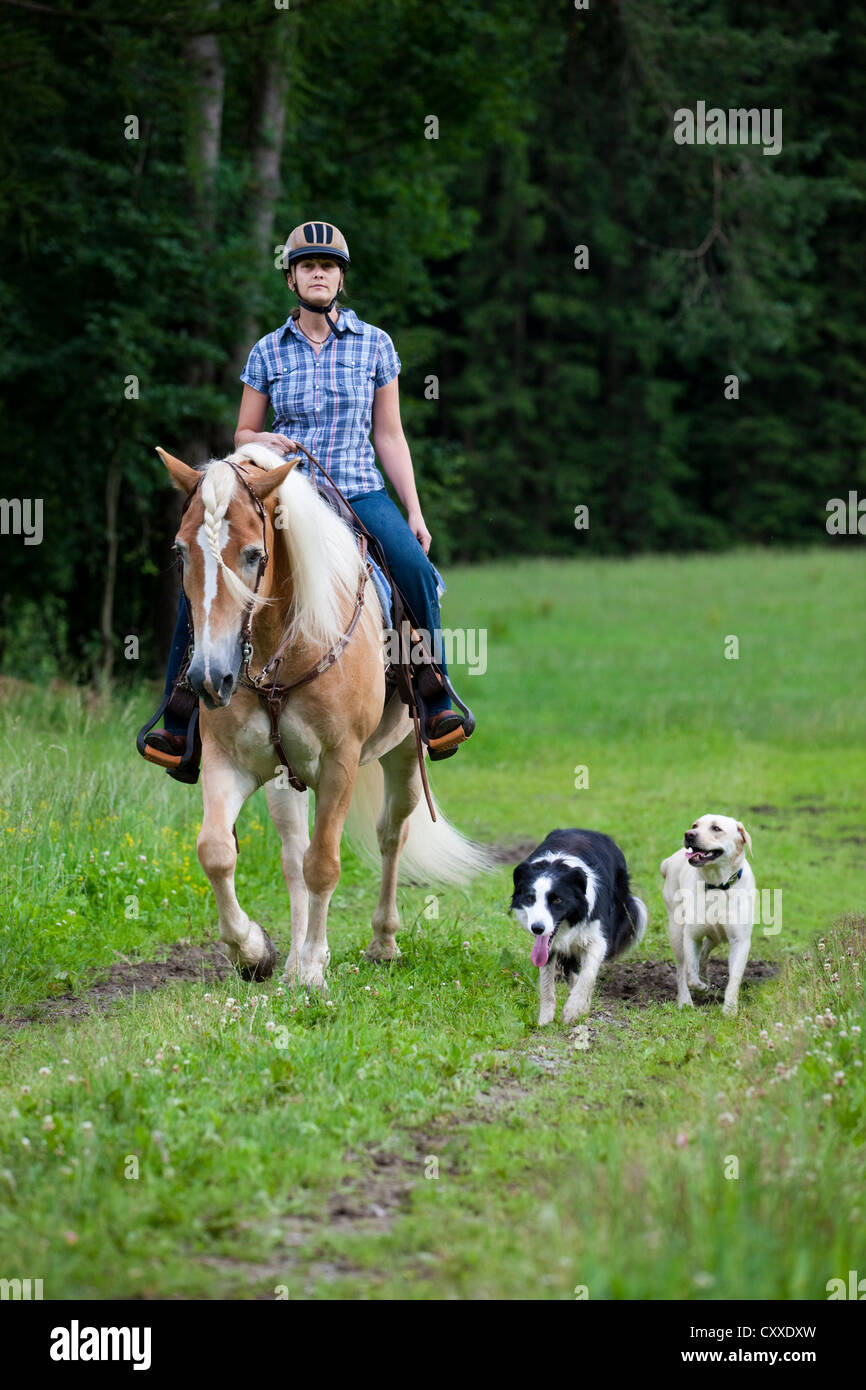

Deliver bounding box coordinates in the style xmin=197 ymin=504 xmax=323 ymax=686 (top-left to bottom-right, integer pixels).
xmin=0 ymin=545 xmax=864 ymax=1300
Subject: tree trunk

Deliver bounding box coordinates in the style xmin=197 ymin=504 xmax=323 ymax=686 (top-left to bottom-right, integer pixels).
xmin=230 ymin=43 xmax=291 ymax=380
xmin=154 ymin=4 xmax=226 ymax=672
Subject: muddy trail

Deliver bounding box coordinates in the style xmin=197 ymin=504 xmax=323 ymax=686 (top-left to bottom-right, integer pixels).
xmin=2 ymin=929 xmax=778 ymax=1033
xmin=2 ymin=942 xmax=234 ymax=1030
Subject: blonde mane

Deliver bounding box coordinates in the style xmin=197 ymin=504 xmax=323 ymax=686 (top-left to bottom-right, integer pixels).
xmin=214 ymin=443 xmax=374 ymax=650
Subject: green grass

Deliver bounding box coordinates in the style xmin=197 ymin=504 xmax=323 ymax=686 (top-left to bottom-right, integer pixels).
xmin=0 ymin=545 xmax=864 ymax=1299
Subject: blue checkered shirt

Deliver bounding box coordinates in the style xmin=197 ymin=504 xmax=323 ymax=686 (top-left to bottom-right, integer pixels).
xmin=239 ymin=306 xmax=401 ymax=496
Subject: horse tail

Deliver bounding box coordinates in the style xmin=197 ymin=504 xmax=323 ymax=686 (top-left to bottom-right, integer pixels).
xmin=346 ymin=760 xmax=497 ymax=887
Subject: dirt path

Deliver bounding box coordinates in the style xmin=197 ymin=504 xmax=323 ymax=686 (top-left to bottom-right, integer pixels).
xmin=2 ymin=942 xmax=233 ymax=1030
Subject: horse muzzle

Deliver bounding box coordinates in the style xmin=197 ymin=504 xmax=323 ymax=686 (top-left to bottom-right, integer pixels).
xmin=187 ymin=644 xmax=242 ymax=709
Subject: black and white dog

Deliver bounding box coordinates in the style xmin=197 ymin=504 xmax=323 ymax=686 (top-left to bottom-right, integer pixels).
xmin=510 ymin=829 xmax=648 ymax=1027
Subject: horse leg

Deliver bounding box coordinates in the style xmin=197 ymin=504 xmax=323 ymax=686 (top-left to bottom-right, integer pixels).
xmin=264 ymin=779 xmax=310 ymax=980
xmin=294 ymin=746 xmax=360 ymax=993
xmin=366 ymin=732 xmax=421 ymax=963
xmin=197 ymin=739 xmax=277 ymax=980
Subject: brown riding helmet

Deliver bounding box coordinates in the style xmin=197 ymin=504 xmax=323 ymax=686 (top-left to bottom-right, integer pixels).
xmin=284 ymin=221 xmax=350 ymax=270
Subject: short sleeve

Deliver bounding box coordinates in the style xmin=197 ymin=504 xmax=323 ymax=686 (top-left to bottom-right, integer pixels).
xmin=373 ymin=330 xmax=401 ymax=389
xmin=240 ymin=340 xmax=269 ymax=394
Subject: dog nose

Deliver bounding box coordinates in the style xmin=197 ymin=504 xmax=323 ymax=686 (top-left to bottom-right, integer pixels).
xmin=684 ymin=831 xmax=697 ymax=846
xmin=530 ymin=923 xmax=545 ymax=936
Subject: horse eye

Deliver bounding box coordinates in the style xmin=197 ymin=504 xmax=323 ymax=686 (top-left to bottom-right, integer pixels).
xmin=243 ymin=548 xmax=263 ymax=566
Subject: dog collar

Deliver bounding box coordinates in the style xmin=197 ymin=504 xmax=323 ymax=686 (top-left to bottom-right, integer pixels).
xmin=707 ymin=867 xmax=743 ymax=892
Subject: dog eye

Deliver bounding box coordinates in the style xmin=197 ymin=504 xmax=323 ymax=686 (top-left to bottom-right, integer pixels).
xmin=711 ymin=825 xmax=722 ymax=832
xmin=550 ymin=895 xmax=562 ymax=906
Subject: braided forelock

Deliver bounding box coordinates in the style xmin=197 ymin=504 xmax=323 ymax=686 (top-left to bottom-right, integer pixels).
xmin=199 ymin=461 xmax=268 ymax=610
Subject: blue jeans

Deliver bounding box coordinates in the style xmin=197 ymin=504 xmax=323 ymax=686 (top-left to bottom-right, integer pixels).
xmin=163 ymin=593 xmax=192 ymax=734
xmin=162 ymin=489 xmax=451 ymax=728
xmin=348 ymin=489 xmax=450 ymax=715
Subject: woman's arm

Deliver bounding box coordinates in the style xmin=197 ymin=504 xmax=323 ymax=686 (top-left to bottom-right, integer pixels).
xmin=234 ymin=384 xmax=298 ymax=455
xmin=371 ymin=378 xmax=431 ymax=554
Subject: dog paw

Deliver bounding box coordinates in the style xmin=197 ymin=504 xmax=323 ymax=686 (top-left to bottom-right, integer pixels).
xmin=562 ymin=1000 xmax=588 ymax=1025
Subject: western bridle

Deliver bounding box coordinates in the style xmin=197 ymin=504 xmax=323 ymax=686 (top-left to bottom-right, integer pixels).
xmin=176 ymin=448 xmax=373 ymax=795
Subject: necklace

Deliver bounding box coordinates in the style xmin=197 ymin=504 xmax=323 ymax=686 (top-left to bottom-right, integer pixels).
xmin=296 ymin=319 xmax=331 ymax=345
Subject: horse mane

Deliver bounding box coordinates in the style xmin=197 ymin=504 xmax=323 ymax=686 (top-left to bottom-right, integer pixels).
xmin=224 ymin=443 xmax=369 ymax=651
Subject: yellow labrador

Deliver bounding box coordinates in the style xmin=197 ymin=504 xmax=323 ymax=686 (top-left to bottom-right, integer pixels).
xmin=661 ymin=814 xmax=754 ymax=1016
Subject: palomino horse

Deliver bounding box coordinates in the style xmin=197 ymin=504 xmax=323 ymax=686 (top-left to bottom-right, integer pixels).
xmin=156 ymin=442 xmax=491 ymax=990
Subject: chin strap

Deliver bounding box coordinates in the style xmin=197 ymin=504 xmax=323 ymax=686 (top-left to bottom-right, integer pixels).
xmin=294 ymin=292 xmax=349 ymax=338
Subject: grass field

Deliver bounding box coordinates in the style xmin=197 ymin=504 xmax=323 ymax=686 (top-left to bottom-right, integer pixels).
xmin=0 ymin=545 xmax=864 ymax=1300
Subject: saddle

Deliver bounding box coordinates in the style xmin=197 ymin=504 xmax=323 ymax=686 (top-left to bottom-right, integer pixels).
xmin=136 ymin=448 xmax=475 ymax=813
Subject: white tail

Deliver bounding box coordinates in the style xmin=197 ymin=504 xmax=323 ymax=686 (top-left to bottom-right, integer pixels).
xmin=346 ymin=760 xmax=497 ymax=886
xmin=630 ymin=895 xmax=649 ymax=946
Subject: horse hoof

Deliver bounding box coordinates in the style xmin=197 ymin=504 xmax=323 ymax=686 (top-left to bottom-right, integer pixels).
xmin=235 ymin=929 xmax=277 ymax=982
xmin=364 ymin=938 xmax=399 ymax=963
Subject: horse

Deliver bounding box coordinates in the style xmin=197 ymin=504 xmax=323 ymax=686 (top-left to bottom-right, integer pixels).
xmin=155 ymin=442 xmax=492 ymax=991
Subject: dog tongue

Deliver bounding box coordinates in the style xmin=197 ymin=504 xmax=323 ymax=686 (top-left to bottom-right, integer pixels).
xmin=531 ymin=935 xmax=550 ymax=969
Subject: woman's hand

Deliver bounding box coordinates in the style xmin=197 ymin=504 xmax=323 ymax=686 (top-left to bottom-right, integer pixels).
xmin=408 ymin=509 xmax=432 ymax=555
xmin=254 ymin=431 xmax=300 ymax=456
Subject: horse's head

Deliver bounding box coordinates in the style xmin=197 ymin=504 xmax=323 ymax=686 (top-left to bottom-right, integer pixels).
xmin=157 ymin=447 xmax=297 ymax=709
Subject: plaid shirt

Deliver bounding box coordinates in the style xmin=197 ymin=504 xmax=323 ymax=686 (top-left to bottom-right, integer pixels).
xmin=239 ymin=306 xmax=401 ymax=496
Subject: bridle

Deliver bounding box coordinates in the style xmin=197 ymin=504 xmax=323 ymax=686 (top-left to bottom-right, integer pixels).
xmin=177 ymin=450 xmax=370 ymax=793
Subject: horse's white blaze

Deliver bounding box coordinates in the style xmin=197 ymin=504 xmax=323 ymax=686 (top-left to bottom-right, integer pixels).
xmin=196 ymin=518 xmax=228 ymax=682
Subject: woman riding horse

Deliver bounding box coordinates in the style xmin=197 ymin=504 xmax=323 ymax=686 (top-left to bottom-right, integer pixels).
xmin=145 ymin=220 xmax=472 ymax=778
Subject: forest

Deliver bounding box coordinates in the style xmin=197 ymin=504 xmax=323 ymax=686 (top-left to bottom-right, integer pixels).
xmin=0 ymin=0 xmax=863 ymax=681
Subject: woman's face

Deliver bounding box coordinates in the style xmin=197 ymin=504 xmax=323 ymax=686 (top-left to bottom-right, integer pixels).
xmin=291 ymin=255 xmax=344 ymax=303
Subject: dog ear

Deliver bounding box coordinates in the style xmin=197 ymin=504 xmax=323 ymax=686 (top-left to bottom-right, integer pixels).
xmin=567 ymin=864 xmax=587 ymax=891
xmin=511 ymin=860 xmax=530 ymax=892
xmin=737 ymin=822 xmax=753 ymax=857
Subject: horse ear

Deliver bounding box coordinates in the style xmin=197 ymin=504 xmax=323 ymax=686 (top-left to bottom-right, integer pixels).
xmin=156 ymin=447 xmax=201 ymax=494
xmin=249 ymin=456 xmax=300 ymax=500
xmin=737 ymin=822 xmax=753 ymax=857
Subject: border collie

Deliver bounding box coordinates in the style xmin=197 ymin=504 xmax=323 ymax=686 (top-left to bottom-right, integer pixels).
xmin=660 ymin=814 xmax=755 ymax=1016
xmin=510 ymin=829 xmax=648 ymax=1027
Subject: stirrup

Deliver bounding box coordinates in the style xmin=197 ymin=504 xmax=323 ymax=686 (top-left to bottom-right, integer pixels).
xmin=412 ymin=653 xmax=476 ymax=753
xmin=137 ymin=692 xmax=201 ymax=783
